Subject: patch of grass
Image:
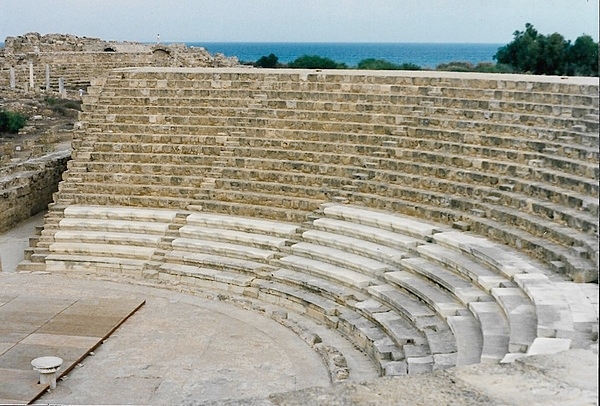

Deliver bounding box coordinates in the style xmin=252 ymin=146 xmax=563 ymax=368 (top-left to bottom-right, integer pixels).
xmin=44 ymin=97 xmax=82 ymax=117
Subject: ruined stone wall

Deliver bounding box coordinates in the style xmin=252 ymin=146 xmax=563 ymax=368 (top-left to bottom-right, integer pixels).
xmin=0 ymin=151 xmax=70 ymax=232
xmin=0 ymin=33 xmax=240 ymax=91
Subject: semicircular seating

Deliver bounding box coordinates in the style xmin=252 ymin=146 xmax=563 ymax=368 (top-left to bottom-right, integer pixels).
xmin=22 ymin=68 xmax=599 ymax=379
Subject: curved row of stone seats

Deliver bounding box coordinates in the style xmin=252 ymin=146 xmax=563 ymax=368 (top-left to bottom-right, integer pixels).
xmin=315 ymin=204 xmax=597 ymax=345
xmin=226 ymin=137 xmax=598 ymax=200
xmin=109 ymin=74 xmax=598 ymax=108
xmin=162 ymin=205 xmax=592 ymax=370
xmin=96 ymin=80 xmax=598 ymax=142
xmin=30 ymin=199 xmax=598 ymax=375
xmin=44 ymin=206 xmax=178 ymax=274
xmin=154 ymin=211 xmax=427 ymax=374
xmin=193 ymin=141 xmax=597 ymax=282
xmin=82 ymin=111 xmax=597 ymax=162
xmin=159 ymin=211 xmax=458 ymax=374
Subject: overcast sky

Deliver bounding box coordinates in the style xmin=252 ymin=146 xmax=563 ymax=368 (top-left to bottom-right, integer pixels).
xmin=1 ymin=0 xmax=598 ymax=44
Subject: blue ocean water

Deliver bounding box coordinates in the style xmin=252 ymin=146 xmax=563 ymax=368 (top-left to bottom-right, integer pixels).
xmin=0 ymin=41 xmax=503 ymax=69
xmin=194 ymin=42 xmax=504 ymax=68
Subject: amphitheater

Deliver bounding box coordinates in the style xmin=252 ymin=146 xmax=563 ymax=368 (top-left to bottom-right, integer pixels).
xmin=1 ymin=38 xmax=599 ymax=404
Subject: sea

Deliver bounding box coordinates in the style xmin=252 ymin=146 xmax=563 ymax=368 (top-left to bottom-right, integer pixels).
xmin=194 ymin=42 xmax=504 ymax=69
xmin=0 ymin=42 xmax=504 ymax=69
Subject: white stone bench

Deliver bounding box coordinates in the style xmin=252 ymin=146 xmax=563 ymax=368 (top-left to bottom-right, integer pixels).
xmin=554 ymin=282 xmax=598 ymax=339
xmin=490 ymin=287 xmax=538 ymax=352
xmin=468 ymin=301 xmax=511 ymax=362
xmin=385 ymin=271 xmax=465 ymax=317
xmin=322 ymin=204 xmax=445 ymax=239
xmin=312 ymin=218 xmax=422 ymax=249
xmin=415 ymin=244 xmax=508 ymax=291
xmin=49 ymin=242 xmax=156 ymax=260
xmin=59 ymin=218 xmax=170 ymax=235
xmin=302 ymin=229 xmax=409 ymax=265
xmin=186 ymin=212 xmax=300 ymax=238
xmin=290 ymin=242 xmax=394 ymax=277
xmin=271 ymin=268 xmax=369 ymax=305
xmin=54 ymin=230 xmax=163 ymax=247
xmin=400 ymin=257 xmax=492 ymax=305
xmin=164 ymin=250 xmax=271 ymax=275
xmin=252 ymin=279 xmax=341 ymax=323
xmin=64 ymin=205 xmax=178 ymax=222
xmin=158 ymin=263 xmax=255 ymax=294
xmin=171 ymin=238 xmax=276 ymax=262
xmin=179 ymin=225 xmax=290 ymax=250
xmin=432 ymin=231 xmax=543 ymax=277
xmin=279 ymin=255 xmax=379 ymax=289
xmin=512 ymin=273 xmax=576 ymax=339
xmin=445 ymin=314 xmax=484 ymax=365
xmin=45 ymin=254 xmax=147 ymax=273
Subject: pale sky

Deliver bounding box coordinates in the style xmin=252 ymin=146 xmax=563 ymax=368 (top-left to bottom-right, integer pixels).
xmin=1 ymin=0 xmax=598 ymax=44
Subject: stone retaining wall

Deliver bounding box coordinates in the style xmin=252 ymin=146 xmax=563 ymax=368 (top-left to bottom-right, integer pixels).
xmin=0 ymin=33 xmax=239 ymax=92
xmin=0 ymin=151 xmax=70 ymax=232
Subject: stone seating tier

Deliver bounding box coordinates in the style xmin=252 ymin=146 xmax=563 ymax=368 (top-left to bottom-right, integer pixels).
xmin=26 ymin=203 xmax=599 ymax=377
xmin=83 ymin=109 xmax=597 ymax=150
xmin=59 ymin=149 xmax=594 ymax=280
xmin=93 ymin=98 xmax=598 ymax=132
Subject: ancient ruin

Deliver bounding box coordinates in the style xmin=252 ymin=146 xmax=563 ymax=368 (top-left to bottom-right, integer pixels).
xmin=0 ymin=33 xmax=239 ymax=94
xmin=1 ymin=34 xmax=598 ymax=403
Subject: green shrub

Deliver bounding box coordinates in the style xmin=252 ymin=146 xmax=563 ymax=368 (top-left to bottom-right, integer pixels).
xmin=288 ymin=55 xmax=347 ymax=69
xmin=0 ymin=110 xmax=28 ymax=134
xmin=357 ymin=58 xmax=422 ymax=70
xmin=436 ymin=61 xmax=475 ymax=72
xmin=255 ymin=53 xmax=279 ymax=68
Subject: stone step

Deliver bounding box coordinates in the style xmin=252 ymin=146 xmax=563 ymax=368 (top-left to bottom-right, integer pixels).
xmin=179 ymin=225 xmax=291 ymax=251
xmin=172 ymin=237 xmax=277 ymax=262
xmin=290 ymin=242 xmax=395 ymax=278
xmin=279 ymin=255 xmax=379 ymax=289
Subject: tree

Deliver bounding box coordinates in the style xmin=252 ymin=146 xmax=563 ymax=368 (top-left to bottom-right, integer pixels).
xmin=567 ymin=35 xmax=599 ymax=76
xmin=288 ymin=55 xmax=347 ymax=69
xmin=495 ymin=23 xmax=543 ymax=73
xmin=255 ymin=53 xmax=279 ymax=68
xmin=494 ymin=23 xmax=598 ymax=76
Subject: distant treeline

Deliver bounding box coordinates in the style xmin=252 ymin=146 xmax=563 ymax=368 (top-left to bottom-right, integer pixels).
xmin=250 ymin=24 xmax=599 ymax=77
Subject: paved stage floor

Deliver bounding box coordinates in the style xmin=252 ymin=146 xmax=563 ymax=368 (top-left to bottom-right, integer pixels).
xmin=0 ymin=294 xmax=145 ymax=404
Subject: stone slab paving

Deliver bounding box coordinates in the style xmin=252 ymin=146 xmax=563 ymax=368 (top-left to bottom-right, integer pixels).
xmin=0 ymin=295 xmax=145 ymax=404
xmin=0 ymin=273 xmax=345 ymax=405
